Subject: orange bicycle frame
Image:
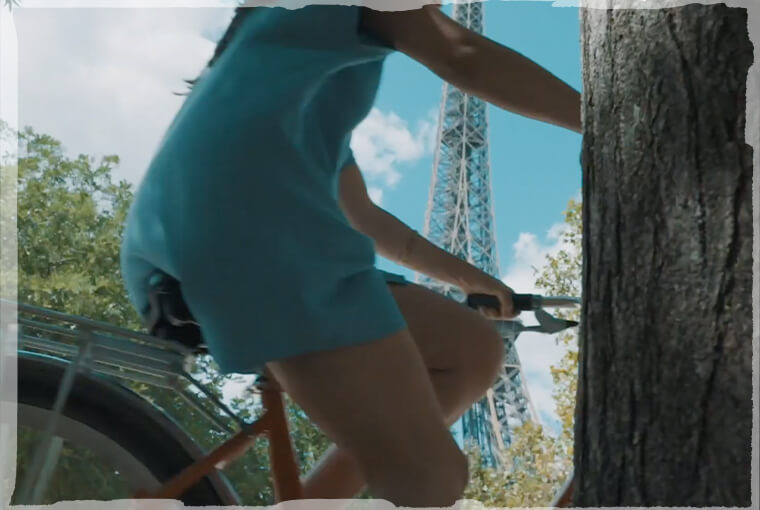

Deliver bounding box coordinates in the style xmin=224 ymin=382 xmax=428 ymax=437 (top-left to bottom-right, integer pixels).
xmin=134 ymin=385 xmax=303 ymax=502
xmin=135 ymin=383 xmax=575 ymax=506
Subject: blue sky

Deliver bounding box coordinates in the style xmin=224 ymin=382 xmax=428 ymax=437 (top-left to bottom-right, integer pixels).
xmin=355 ymin=1 xmax=583 ymax=430
xmin=12 ymin=0 xmax=582 ymax=431
xmin=368 ymin=1 xmax=582 ymax=281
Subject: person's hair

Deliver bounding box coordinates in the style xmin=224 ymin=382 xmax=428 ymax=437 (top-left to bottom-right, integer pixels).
xmin=175 ymin=5 xmax=253 ymax=96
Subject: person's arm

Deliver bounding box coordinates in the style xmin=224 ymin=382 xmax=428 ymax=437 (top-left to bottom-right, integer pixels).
xmin=360 ymin=5 xmax=582 ymax=134
xmin=339 ymin=163 xmax=487 ymax=289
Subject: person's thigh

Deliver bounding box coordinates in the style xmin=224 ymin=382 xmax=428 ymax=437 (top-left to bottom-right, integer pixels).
xmin=265 ymin=328 xmax=466 ymax=499
xmin=387 ymin=283 xmax=505 ymax=392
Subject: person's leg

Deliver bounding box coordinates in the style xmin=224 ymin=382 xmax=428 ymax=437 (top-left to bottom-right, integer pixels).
xmin=395 ymin=283 xmax=506 ymax=421
xmin=299 ymin=282 xmax=505 ymax=499
xmin=266 ymin=325 xmax=470 ymax=507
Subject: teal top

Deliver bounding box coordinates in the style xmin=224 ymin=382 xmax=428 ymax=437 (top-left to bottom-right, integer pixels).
xmin=121 ymin=4 xmax=409 ymax=374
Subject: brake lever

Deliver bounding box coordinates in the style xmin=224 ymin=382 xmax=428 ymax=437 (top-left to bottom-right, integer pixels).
xmin=523 ymin=308 xmax=579 ymax=334
xmin=466 ymin=293 xmax=579 ymax=337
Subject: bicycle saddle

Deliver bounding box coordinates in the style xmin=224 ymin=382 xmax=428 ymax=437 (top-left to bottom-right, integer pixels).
xmin=145 ymin=274 xmax=208 ymax=355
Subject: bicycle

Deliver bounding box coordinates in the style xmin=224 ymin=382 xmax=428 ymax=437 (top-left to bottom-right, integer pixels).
xmin=9 ymin=276 xmax=579 ymax=506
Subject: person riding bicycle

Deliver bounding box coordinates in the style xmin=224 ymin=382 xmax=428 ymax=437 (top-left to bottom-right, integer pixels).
xmin=120 ymin=2 xmax=581 ymax=506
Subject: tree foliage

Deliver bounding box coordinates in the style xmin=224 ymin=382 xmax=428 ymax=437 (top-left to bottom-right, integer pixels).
xmin=535 ymin=199 xmax=581 ymax=454
xmin=462 ymin=198 xmax=582 ymax=506
xmin=14 ymin=124 xmax=139 ymax=327
xmin=463 ymin=421 xmax=569 ymax=507
xmin=9 ymin=123 xmax=330 ymax=505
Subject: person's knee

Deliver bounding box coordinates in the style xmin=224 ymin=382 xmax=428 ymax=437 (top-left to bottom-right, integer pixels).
xmin=429 ymin=443 xmax=468 ymax=491
xmin=401 ymin=445 xmax=468 ymax=505
xmin=448 ymin=445 xmax=470 ymax=496
xmin=470 ymin=320 xmax=505 ymax=388
xmin=366 ymin=438 xmax=469 ymax=506
xmin=426 ymin=444 xmax=469 ymax=504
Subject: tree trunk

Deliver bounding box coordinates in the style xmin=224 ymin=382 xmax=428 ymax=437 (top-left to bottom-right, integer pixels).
xmin=576 ymin=4 xmax=753 ymax=506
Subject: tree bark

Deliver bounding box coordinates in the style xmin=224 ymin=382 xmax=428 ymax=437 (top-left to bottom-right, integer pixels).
xmin=576 ymin=4 xmax=753 ymax=506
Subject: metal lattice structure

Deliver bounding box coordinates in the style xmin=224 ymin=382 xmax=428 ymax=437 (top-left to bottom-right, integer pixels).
xmin=415 ymin=0 xmax=537 ymax=467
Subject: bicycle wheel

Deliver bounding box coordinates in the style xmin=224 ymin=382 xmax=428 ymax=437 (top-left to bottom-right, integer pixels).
xmin=15 ymin=353 xmax=234 ymax=505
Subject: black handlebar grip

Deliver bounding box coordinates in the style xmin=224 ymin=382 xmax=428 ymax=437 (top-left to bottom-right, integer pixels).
xmin=466 ymin=293 xmax=500 ymax=311
xmin=511 ymin=294 xmax=534 ymax=311
xmin=466 ymin=293 xmax=535 ymax=313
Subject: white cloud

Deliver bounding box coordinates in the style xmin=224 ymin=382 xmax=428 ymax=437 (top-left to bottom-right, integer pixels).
xmin=516 ymin=330 xmax=570 ymax=432
xmin=547 ymin=221 xmax=570 ymax=242
xmin=220 ymin=374 xmax=258 ymax=403
xmin=15 ymin=7 xmax=235 ymax=186
xmin=367 ymin=186 xmax=384 ymax=206
xmin=502 ymin=222 xmax=575 ymax=294
xmin=500 ymin=222 xmax=578 ymax=430
xmin=418 ymin=106 xmax=439 ymax=153
xmin=22 ymin=1 xmax=240 ymax=5
xmin=16 ymin=9 xmax=436 ymax=203
xmin=351 ymin=107 xmax=437 ymax=188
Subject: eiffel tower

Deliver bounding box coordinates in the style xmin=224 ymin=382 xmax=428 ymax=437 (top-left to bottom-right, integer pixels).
xmin=414 ymin=0 xmax=537 ymax=467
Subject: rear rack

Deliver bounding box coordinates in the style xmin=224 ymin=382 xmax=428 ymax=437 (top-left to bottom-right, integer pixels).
xmin=2 ymin=298 xmax=252 ymax=504
xmin=4 ymin=298 xmax=246 ymax=431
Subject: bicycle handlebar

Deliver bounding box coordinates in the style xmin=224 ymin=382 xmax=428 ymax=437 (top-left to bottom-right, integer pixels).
xmin=465 ymin=293 xmax=580 ymax=337
xmin=466 ymin=293 xmax=579 ymax=313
